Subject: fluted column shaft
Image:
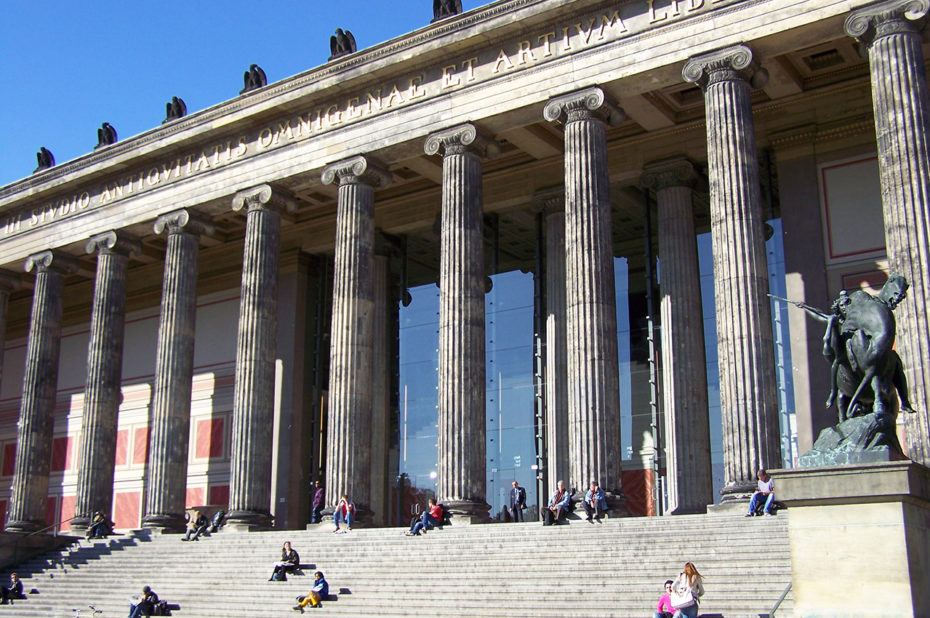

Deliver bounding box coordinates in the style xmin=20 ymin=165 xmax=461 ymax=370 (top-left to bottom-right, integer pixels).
xmin=370 ymin=253 xmax=392 ymax=525
xmin=320 ymin=157 xmax=390 ymax=521
xmin=642 ymin=159 xmax=713 ymax=514
xmin=539 ymin=189 xmax=569 ymax=496
xmin=6 ymin=251 xmax=77 ymax=532
xmin=73 ymin=232 xmax=140 ymax=533
xmin=544 ymin=87 xmax=623 ymax=501
xmin=143 ymin=210 xmax=212 ymax=531
xmin=846 ymin=0 xmax=930 ymax=464
xmin=426 ymin=124 xmax=496 ymax=520
xmin=227 ymin=185 xmax=291 ymax=530
xmin=684 ymin=45 xmax=781 ymax=497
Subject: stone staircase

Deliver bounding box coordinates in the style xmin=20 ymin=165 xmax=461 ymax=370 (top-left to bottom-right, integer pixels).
xmin=1 ymin=513 xmax=792 ymax=618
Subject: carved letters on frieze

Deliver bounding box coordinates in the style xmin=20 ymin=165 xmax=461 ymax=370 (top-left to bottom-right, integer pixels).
xmin=1 ymin=0 xmax=735 ymax=239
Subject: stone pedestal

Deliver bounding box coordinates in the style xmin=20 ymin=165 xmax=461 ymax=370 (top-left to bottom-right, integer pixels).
xmin=320 ymin=157 xmax=391 ymax=524
xmin=683 ymin=45 xmax=782 ymax=502
xmin=641 ymin=158 xmax=713 ymax=515
xmin=425 ymin=124 xmax=496 ymax=522
xmin=143 ymin=210 xmax=212 ymax=532
xmin=544 ymin=87 xmax=626 ymax=509
xmin=72 ymin=232 xmax=140 ymax=535
xmin=846 ymin=1 xmax=930 ymax=467
xmin=6 ymin=251 xmax=77 ymax=533
xmin=776 ymin=461 xmax=930 ymax=617
xmin=227 ymin=185 xmax=293 ymax=531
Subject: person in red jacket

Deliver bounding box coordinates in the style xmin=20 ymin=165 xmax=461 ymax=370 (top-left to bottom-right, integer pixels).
xmin=333 ymin=494 xmax=355 ymax=532
xmin=405 ymin=498 xmax=443 ymax=536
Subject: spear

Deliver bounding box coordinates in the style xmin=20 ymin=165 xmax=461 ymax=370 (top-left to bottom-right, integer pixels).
xmin=767 ymin=293 xmax=830 ymax=320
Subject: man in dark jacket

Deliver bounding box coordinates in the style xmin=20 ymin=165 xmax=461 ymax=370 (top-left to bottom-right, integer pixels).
xmin=509 ymin=480 xmax=527 ymax=522
xmin=0 ymin=572 xmax=24 ymax=604
xmin=129 ymin=585 xmax=158 ymax=618
xmin=311 ymin=481 xmax=325 ymax=524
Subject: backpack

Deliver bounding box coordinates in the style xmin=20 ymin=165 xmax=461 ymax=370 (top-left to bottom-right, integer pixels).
xmin=439 ymin=503 xmax=452 ymax=526
xmin=271 ymin=570 xmax=287 ymax=582
xmin=153 ymin=600 xmax=171 ymax=616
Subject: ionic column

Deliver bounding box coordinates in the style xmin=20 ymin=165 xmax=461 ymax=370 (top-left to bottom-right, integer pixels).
xmin=6 ymin=250 xmax=77 ymax=533
xmin=641 ymin=158 xmax=713 ymax=514
xmin=544 ymin=87 xmax=625 ymax=505
xmin=72 ymin=232 xmax=140 ymax=534
xmin=227 ymin=185 xmax=294 ymax=530
xmin=320 ymin=157 xmax=391 ymax=522
xmin=683 ymin=45 xmax=781 ymax=499
xmin=536 ymin=187 xmax=569 ymax=497
xmin=846 ymin=0 xmax=930 ymax=465
xmin=425 ymin=124 xmax=497 ymax=521
xmin=370 ymin=251 xmax=392 ymax=526
xmin=143 ymin=210 xmax=213 ymax=531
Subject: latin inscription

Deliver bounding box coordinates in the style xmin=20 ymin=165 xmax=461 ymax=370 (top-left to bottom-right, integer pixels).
xmin=1 ymin=0 xmax=731 ymax=238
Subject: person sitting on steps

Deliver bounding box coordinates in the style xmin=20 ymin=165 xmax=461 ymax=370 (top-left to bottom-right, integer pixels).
xmin=333 ymin=494 xmax=355 ymax=532
xmin=405 ymin=497 xmax=443 ymax=536
xmin=541 ymin=480 xmax=571 ymax=525
xmin=746 ymin=469 xmax=775 ymax=517
xmin=293 ymin=571 xmax=329 ymax=612
xmin=0 ymin=572 xmax=24 ymax=605
xmin=182 ymin=509 xmax=208 ymax=541
xmin=270 ymin=541 xmax=300 ymax=581
xmin=128 ymin=585 xmax=158 ymax=618
xmin=86 ymin=511 xmax=113 ymax=539
xmin=582 ymin=480 xmax=607 ymax=522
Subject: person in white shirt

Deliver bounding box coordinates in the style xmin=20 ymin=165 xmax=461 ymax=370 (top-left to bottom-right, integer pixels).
xmin=746 ymin=468 xmax=775 ymax=516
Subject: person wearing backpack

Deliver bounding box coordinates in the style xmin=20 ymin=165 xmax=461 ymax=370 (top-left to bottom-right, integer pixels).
xmin=405 ymin=498 xmax=443 ymax=536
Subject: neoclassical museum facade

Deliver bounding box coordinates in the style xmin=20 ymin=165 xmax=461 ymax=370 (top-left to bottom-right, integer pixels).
xmin=0 ymin=0 xmax=928 ymax=532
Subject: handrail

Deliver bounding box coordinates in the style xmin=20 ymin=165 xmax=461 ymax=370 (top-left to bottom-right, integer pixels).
xmin=0 ymin=515 xmax=81 ymax=546
xmin=768 ymin=581 xmax=792 ymax=617
xmin=0 ymin=515 xmax=82 ymax=571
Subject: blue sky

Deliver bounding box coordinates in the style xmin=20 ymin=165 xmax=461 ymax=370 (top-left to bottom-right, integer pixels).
xmin=0 ymin=0 xmax=488 ymax=188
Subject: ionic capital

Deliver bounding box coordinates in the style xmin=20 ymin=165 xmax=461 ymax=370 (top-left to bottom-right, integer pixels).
xmin=641 ymin=157 xmax=698 ymax=192
xmin=321 ymin=155 xmax=393 ymax=189
xmin=424 ymin=123 xmax=500 ymax=158
xmin=543 ymin=86 xmax=626 ymax=126
xmin=231 ymin=184 xmax=297 ymax=214
xmin=153 ymin=209 xmax=215 ymax=237
xmin=24 ymin=250 xmax=79 ymax=275
xmin=682 ymin=44 xmax=769 ymax=90
xmin=845 ymin=0 xmax=929 ymax=46
xmin=533 ymin=186 xmax=565 ymax=215
xmin=85 ymin=230 xmax=142 ymax=257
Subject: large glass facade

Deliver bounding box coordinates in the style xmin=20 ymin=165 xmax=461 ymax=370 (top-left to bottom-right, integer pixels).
xmin=395 ymin=217 xmax=796 ymax=518
xmin=697 ymin=217 xmax=797 ymax=498
xmin=397 ymin=270 xmax=537 ymax=520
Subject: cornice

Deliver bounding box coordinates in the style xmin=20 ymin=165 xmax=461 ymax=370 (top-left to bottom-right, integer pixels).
xmin=0 ymin=0 xmax=554 ymax=201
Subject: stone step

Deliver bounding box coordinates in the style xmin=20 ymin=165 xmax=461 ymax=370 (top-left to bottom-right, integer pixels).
xmin=3 ymin=513 xmax=793 ymax=618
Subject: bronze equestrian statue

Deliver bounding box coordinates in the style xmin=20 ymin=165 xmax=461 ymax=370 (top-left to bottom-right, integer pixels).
xmin=772 ymin=274 xmax=916 ymax=461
